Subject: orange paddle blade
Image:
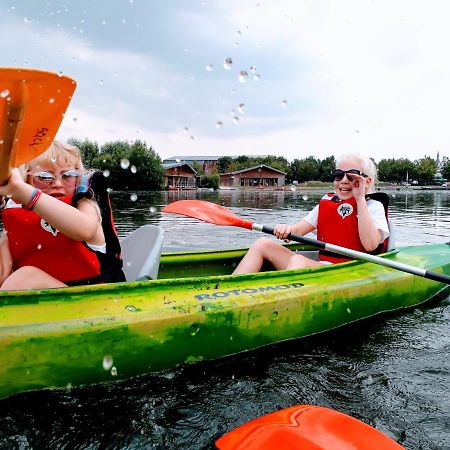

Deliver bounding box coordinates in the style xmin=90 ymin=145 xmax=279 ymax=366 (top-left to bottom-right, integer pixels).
xmin=163 ymin=200 xmax=254 ymax=229
xmin=0 ymin=67 xmax=76 ymax=181
xmin=216 ymin=405 xmax=405 ymax=450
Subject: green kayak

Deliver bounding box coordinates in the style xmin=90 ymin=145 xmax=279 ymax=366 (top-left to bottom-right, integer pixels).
xmin=0 ymin=242 xmax=449 ymax=400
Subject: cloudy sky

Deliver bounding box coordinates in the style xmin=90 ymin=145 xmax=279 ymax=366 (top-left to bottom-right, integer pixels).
xmin=1 ymin=0 xmax=449 ymax=162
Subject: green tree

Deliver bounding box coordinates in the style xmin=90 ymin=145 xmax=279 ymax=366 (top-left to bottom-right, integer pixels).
xmin=68 ymin=138 xmax=100 ymax=169
xmin=289 ymin=156 xmax=320 ymax=182
xmin=199 ymin=174 xmax=219 ymax=189
xmin=441 ymin=157 xmax=450 ymax=180
xmin=91 ymin=140 xmax=164 ymax=190
xmin=217 ymin=156 xmax=233 ymax=173
xmin=318 ymin=156 xmax=336 ymax=182
xmin=414 ymin=156 xmax=437 ymax=185
xmin=378 ymin=158 xmax=415 ymax=183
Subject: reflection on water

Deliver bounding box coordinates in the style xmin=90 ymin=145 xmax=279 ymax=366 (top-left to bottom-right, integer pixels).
xmin=1 ymin=189 xmax=449 ymax=450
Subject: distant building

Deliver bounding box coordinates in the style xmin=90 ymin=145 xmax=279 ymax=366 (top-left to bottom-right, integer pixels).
xmin=163 ymin=156 xmax=220 ymax=175
xmin=162 ymin=155 xmax=275 ymax=175
xmin=220 ymin=164 xmax=286 ymax=188
xmin=163 ymin=162 xmax=197 ymax=189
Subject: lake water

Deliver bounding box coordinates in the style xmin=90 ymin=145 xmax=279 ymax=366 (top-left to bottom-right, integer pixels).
xmin=1 ymin=189 xmax=449 ymax=449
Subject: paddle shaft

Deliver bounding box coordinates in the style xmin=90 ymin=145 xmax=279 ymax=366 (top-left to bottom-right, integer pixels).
xmin=0 ymin=98 xmax=23 ymax=182
xmin=255 ymin=224 xmax=450 ymax=285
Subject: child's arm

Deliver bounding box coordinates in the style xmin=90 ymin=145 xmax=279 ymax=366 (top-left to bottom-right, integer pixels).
xmin=0 ymin=232 xmax=13 ymax=285
xmin=356 ymin=198 xmax=383 ymax=251
xmin=352 ymin=175 xmax=383 ymax=251
xmin=0 ymin=169 xmax=102 ymax=243
xmin=273 ymin=219 xmax=315 ymax=240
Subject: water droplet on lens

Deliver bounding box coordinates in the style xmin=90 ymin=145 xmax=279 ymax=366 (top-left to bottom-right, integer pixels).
xmin=281 ymin=100 xmax=287 ymax=107
xmin=103 ymin=169 xmax=110 ymax=177
xmin=130 ymin=193 xmax=138 ymax=202
xmin=206 ymin=64 xmax=213 ymax=71
xmin=237 ymin=103 xmax=245 ymax=114
xmin=120 ymin=158 xmax=130 ymax=169
xmin=271 ymin=311 xmax=279 ymax=320
xmin=238 ymin=70 xmax=248 ymax=83
xmin=253 ymin=74 xmax=261 ymax=81
xmin=216 ymin=121 xmax=224 ymax=128
xmin=234 ymin=42 xmax=239 ymax=47
xmin=232 ymin=116 xmax=240 ymax=124
xmin=131 ymin=165 xmax=137 ymax=173
xmin=126 ymin=305 xmax=137 ymax=312
xmin=51 ymin=157 xmax=57 ymax=163
xmin=223 ymin=57 xmax=233 ymax=70
xmin=302 ymin=195 xmax=309 ymax=201
xmin=49 ymin=98 xmax=55 ymax=103
xmin=250 ymin=65 xmax=256 ymax=73
xmin=236 ymin=30 xmax=242 ymax=36
xmin=37 ymin=244 xmax=42 ymax=250
xmin=102 ymin=355 xmax=113 ymax=370
xmin=24 ymin=17 xmax=32 ymax=23
xmin=183 ymin=126 xmax=189 ymax=134
xmin=57 ymin=71 xmax=63 ymax=77
xmin=149 ymin=206 xmax=157 ymax=214
xmin=0 ymin=89 xmax=10 ymax=98
xmin=111 ymin=366 xmax=118 ymax=376
xmin=99 ymin=80 xmax=104 ymax=86
xmin=107 ymin=187 xmax=113 ymax=193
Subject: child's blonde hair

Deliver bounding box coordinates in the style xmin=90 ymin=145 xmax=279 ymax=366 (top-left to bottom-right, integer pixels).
xmin=336 ymin=153 xmax=377 ymax=193
xmin=21 ymin=141 xmax=84 ymax=176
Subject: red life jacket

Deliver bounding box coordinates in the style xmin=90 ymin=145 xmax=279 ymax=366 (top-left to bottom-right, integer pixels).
xmin=317 ymin=193 xmax=388 ymax=264
xmin=2 ymin=195 xmax=101 ymax=283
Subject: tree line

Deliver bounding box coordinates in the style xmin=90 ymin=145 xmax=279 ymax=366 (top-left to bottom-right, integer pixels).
xmin=70 ymin=138 xmax=449 ymax=190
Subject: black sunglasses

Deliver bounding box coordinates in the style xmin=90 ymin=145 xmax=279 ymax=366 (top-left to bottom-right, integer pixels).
xmin=332 ymin=169 xmax=368 ymax=182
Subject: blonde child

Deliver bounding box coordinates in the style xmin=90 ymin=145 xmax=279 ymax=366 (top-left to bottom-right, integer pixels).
xmin=233 ymin=153 xmax=389 ymax=274
xmin=0 ymin=141 xmax=124 ymax=289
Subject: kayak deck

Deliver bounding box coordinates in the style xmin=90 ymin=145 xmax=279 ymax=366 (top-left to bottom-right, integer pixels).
xmin=0 ymin=243 xmax=449 ymax=400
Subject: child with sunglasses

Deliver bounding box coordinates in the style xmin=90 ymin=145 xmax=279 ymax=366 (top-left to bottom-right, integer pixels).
xmin=0 ymin=141 xmax=124 ymax=290
xmin=233 ymin=153 xmax=389 ymax=274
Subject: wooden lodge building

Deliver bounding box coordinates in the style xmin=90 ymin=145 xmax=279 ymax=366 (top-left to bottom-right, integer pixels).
xmin=162 ymin=162 xmax=197 ymax=189
xmin=162 ymin=156 xmax=287 ymax=190
xmin=219 ymin=164 xmax=286 ymax=188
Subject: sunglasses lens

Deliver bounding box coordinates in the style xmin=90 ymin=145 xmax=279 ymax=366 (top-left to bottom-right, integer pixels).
xmin=33 ymin=172 xmax=55 ymax=184
xmin=61 ymin=170 xmax=81 ymax=182
xmin=332 ymin=170 xmax=345 ymax=181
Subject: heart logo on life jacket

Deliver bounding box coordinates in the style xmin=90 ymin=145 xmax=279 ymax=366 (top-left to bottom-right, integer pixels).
xmin=40 ymin=219 xmax=59 ymax=236
xmin=337 ymin=203 xmax=353 ymax=218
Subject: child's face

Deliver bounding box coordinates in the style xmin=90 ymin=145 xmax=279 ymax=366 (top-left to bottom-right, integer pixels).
xmin=27 ymin=162 xmax=81 ymax=198
xmin=333 ymin=158 xmax=371 ymax=200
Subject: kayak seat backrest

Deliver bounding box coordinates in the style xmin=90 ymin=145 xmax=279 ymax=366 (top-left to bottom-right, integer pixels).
xmin=366 ymin=192 xmax=395 ymax=252
xmin=120 ymin=225 xmax=165 ymax=281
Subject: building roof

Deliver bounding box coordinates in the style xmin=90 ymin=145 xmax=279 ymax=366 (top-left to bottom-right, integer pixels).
xmin=162 ymin=162 xmax=197 ymax=174
xmin=163 ymin=155 xmax=275 ymax=163
xmin=222 ymin=164 xmax=287 ymax=176
xmin=163 ymin=156 xmax=221 ymax=162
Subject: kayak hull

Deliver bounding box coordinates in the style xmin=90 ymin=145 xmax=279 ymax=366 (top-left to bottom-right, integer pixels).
xmin=0 ymin=243 xmax=449 ymax=399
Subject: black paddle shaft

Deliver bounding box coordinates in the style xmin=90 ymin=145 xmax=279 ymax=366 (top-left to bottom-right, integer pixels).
xmin=259 ymin=226 xmax=450 ymax=285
